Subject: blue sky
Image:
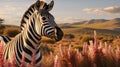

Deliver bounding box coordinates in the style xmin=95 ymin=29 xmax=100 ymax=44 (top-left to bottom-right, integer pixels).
xmin=0 ymin=0 xmax=120 ymax=25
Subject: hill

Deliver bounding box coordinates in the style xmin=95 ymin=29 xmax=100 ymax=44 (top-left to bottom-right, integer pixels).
xmin=61 ymin=18 xmax=120 ymax=38
xmin=85 ymin=19 xmax=108 ymax=24
xmin=72 ymin=18 xmax=120 ymax=30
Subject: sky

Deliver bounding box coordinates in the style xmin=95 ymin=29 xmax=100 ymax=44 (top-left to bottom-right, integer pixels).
xmin=0 ymin=0 xmax=120 ymax=26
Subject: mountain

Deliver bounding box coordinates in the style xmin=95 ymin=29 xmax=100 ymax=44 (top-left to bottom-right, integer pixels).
xmin=110 ymin=18 xmax=120 ymax=22
xmin=72 ymin=18 xmax=120 ymax=25
xmin=85 ymin=19 xmax=108 ymax=24
xmin=72 ymin=18 xmax=120 ymax=29
xmin=59 ymin=23 xmax=74 ymax=28
xmin=61 ymin=18 xmax=120 ymax=37
xmin=108 ymin=18 xmax=120 ymax=26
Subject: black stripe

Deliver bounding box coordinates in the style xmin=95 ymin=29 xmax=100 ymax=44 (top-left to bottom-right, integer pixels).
xmin=28 ymin=30 xmax=37 ymax=44
xmin=31 ymin=20 xmax=35 ymax=28
xmin=24 ymin=15 xmax=29 ymax=19
xmin=27 ymin=11 xmax=32 ymax=16
xmin=15 ymin=43 xmax=21 ymax=65
xmin=25 ymin=38 xmax=35 ymax=49
xmin=21 ymin=19 xmax=26 ymax=24
xmin=23 ymin=46 xmax=32 ymax=56
xmin=29 ymin=7 xmax=34 ymax=13
xmin=33 ymin=17 xmax=35 ymax=23
xmin=21 ymin=19 xmax=26 ymax=30
xmin=43 ymin=23 xmax=49 ymax=26
xmin=16 ymin=55 xmax=21 ymax=65
xmin=25 ymin=57 xmax=31 ymax=63
xmin=44 ymin=26 xmax=51 ymax=29
xmin=2 ymin=36 xmax=9 ymax=43
xmin=29 ymin=26 xmax=40 ymax=40
xmin=44 ymin=21 xmax=48 ymax=22
xmin=46 ymin=28 xmax=54 ymax=32
xmin=36 ymin=48 xmax=40 ymax=54
xmin=22 ymin=39 xmax=32 ymax=63
xmin=21 ymin=43 xmax=32 ymax=63
xmin=36 ymin=53 xmax=42 ymax=64
xmin=15 ymin=40 xmax=22 ymax=65
xmin=5 ymin=36 xmax=11 ymax=41
xmin=16 ymin=41 xmax=22 ymax=59
xmin=41 ymin=25 xmax=44 ymax=35
xmin=20 ymin=25 xmax=24 ymax=30
xmin=4 ymin=47 xmax=9 ymax=59
xmin=48 ymin=31 xmax=54 ymax=35
xmin=22 ymin=45 xmax=32 ymax=63
xmin=18 ymin=37 xmax=22 ymax=52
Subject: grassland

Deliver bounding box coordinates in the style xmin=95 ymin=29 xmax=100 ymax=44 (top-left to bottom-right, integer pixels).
xmin=0 ymin=18 xmax=120 ymax=67
xmin=0 ymin=31 xmax=120 ymax=67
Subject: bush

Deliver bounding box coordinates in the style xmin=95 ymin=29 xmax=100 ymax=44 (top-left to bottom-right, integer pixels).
xmin=0 ymin=18 xmax=4 ymax=24
xmin=81 ymin=35 xmax=94 ymax=44
xmin=73 ymin=45 xmax=83 ymax=51
xmin=101 ymin=37 xmax=113 ymax=43
xmin=3 ymin=27 xmax=20 ymax=37
xmin=41 ymin=36 xmax=56 ymax=44
xmin=0 ymin=25 xmax=5 ymax=34
xmin=40 ymin=44 xmax=54 ymax=55
xmin=64 ymin=34 xmax=75 ymax=39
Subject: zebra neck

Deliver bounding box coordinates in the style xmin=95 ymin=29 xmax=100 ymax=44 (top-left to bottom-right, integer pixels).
xmin=21 ymin=8 xmax=42 ymax=50
xmin=22 ymin=24 xmax=41 ymax=50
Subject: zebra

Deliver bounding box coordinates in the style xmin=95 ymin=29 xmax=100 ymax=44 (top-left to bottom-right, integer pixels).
xmin=3 ymin=0 xmax=63 ymax=66
xmin=0 ymin=0 xmax=47 ymax=44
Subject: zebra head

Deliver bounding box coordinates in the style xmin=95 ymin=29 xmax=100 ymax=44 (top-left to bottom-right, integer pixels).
xmin=35 ymin=0 xmax=63 ymax=41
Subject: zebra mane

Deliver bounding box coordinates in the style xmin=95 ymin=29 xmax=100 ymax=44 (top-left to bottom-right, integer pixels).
xmin=20 ymin=1 xmax=47 ymax=30
xmin=20 ymin=3 xmax=35 ymax=30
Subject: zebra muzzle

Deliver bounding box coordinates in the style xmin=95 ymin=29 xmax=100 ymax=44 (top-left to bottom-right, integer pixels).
xmin=54 ymin=26 xmax=64 ymax=41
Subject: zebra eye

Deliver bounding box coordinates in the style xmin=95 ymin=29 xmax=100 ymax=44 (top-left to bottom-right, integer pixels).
xmin=42 ymin=17 xmax=46 ymax=20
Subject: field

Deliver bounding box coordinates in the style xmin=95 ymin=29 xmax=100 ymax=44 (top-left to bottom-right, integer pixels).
xmin=0 ymin=31 xmax=120 ymax=67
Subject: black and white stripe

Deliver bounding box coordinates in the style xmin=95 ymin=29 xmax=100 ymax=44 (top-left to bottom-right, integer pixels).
xmin=0 ymin=35 xmax=11 ymax=44
xmin=3 ymin=0 xmax=63 ymax=66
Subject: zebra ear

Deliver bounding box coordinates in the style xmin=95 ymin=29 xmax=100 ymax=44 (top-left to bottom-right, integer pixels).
xmin=35 ymin=0 xmax=46 ymax=10
xmin=46 ymin=0 xmax=54 ymax=11
xmin=35 ymin=0 xmax=40 ymax=10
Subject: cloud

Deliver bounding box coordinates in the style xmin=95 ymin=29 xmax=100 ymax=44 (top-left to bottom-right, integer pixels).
xmin=0 ymin=1 xmax=32 ymax=25
xmin=83 ymin=6 xmax=120 ymax=14
xmin=0 ymin=5 xmax=23 ymax=25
